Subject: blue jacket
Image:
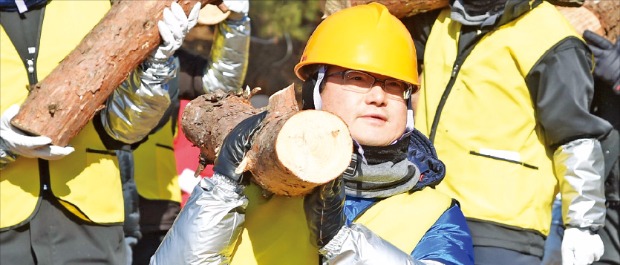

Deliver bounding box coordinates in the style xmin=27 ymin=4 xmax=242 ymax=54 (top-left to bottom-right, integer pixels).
xmin=345 ymin=129 xmax=474 ymax=265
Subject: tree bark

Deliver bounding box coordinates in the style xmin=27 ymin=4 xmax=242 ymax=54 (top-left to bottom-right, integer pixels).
xmin=556 ymin=0 xmax=620 ymax=43
xmin=182 ymin=85 xmax=353 ymax=196
xmin=322 ymin=0 xmax=449 ymax=18
xmin=322 ymin=0 xmax=619 ymax=42
xmin=181 ymin=89 xmax=262 ymax=164
xmin=583 ymin=0 xmax=620 ymax=43
xmin=558 ymin=5 xmax=605 ymax=39
xmin=10 ymin=0 xmax=218 ymax=146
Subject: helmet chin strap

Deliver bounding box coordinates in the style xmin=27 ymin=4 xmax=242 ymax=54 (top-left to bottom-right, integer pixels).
xmin=312 ymin=66 xmax=326 ymax=110
xmin=406 ymin=103 xmax=414 ymax=132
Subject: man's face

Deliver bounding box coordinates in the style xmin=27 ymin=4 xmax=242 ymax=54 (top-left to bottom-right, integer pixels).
xmin=321 ymin=66 xmax=408 ymax=146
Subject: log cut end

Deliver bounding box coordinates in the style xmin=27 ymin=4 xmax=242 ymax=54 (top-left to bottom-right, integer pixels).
xmin=276 ymin=110 xmax=352 ymax=186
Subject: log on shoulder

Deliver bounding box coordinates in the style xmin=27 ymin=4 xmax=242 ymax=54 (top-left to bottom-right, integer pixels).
xmin=10 ymin=0 xmax=216 ymax=146
xmin=182 ymin=89 xmax=263 ymax=164
xmin=182 ymin=85 xmax=353 ymax=196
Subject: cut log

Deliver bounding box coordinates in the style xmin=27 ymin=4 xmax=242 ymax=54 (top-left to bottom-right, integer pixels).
xmin=557 ymin=5 xmax=605 ymax=39
xmin=321 ymin=0 xmax=449 ymax=18
xmin=583 ymin=0 xmax=620 ymax=43
xmin=182 ymin=85 xmax=353 ymax=196
xmin=557 ymin=0 xmax=620 ymax=43
xmin=181 ymin=89 xmax=263 ymax=164
xmin=240 ymin=109 xmax=353 ymax=196
xmin=10 ymin=0 xmax=218 ymax=146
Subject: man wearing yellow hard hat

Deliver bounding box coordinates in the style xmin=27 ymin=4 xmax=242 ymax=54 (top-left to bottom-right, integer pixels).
xmin=150 ymin=3 xmax=474 ymax=264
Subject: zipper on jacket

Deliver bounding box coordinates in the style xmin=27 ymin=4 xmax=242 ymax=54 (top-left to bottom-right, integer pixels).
xmin=428 ymin=28 xmax=486 ymax=143
xmin=429 ymin=58 xmax=467 ymax=142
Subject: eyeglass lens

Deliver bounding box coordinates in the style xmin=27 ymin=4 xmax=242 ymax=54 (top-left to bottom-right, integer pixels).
xmin=327 ymin=70 xmax=414 ymax=99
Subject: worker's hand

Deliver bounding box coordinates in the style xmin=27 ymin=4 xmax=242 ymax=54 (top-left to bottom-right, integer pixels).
xmin=150 ymin=2 xmax=201 ymax=62
xmin=0 ymin=104 xmax=74 ymax=160
xmin=583 ymin=30 xmax=620 ymax=90
xmin=212 ymin=111 xmax=268 ymax=186
xmin=223 ymin=0 xmax=249 ymax=17
xmin=304 ymin=175 xmax=346 ymax=248
xmin=561 ymin=227 xmax=604 ymax=265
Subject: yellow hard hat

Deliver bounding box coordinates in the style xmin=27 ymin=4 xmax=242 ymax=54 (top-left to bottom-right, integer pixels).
xmin=294 ymin=2 xmax=418 ymax=86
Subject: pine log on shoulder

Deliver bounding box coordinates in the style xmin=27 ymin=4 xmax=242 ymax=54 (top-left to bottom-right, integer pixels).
xmin=583 ymin=0 xmax=620 ymax=42
xmin=239 ymin=109 xmax=353 ymax=197
xmin=239 ymin=87 xmax=353 ymax=196
xmin=10 ymin=0 xmax=216 ymax=146
xmin=181 ymin=89 xmax=262 ymax=164
xmin=182 ymin=85 xmax=353 ymax=196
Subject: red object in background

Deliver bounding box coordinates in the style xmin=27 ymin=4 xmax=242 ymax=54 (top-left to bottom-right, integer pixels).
xmin=174 ymin=99 xmax=214 ymax=207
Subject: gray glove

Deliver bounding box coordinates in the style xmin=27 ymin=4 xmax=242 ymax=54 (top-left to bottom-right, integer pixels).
xmin=304 ymin=175 xmax=346 ymax=248
xmin=212 ymin=111 xmax=267 ymax=187
xmin=583 ymin=30 xmax=620 ymax=91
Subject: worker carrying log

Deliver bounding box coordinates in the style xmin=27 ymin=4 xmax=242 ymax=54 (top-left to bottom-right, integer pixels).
xmin=0 ymin=1 xmax=200 ymax=264
xmin=151 ymin=3 xmax=474 ymax=264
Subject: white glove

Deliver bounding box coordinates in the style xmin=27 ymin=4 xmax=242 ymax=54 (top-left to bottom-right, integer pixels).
xmin=0 ymin=105 xmax=74 ymax=160
xmin=561 ymin=227 xmax=604 ymax=265
xmin=178 ymin=168 xmax=202 ymax=194
xmin=223 ymin=0 xmax=249 ymax=15
xmin=150 ymin=2 xmax=201 ymax=61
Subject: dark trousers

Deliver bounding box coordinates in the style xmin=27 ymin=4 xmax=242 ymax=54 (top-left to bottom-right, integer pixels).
xmin=474 ymin=246 xmax=541 ymax=265
xmin=0 ymin=194 xmax=126 ymax=265
xmin=131 ymin=231 xmax=167 ymax=265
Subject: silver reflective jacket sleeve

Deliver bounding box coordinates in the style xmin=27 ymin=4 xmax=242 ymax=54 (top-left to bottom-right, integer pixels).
xmin=100 ymin=57 xmax=175 ymax=144
xmin=554 ymin=138 xmax=607 ymax=230
xmin=150 ymin=174 xmax=247 ymax=265
xmin=202 ymin=16 xmax=251 ymax=94
xmin=320 ymin=224 xmax=428 ymax=265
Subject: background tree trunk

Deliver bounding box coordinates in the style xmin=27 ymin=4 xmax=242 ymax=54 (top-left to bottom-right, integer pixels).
xmin=10 ymin=0 xmax=217 ymax=146
xmin=322 ymin=0 xmax=449 ymax=18
xmin=321 ymin=0 xmax=619 ymax=43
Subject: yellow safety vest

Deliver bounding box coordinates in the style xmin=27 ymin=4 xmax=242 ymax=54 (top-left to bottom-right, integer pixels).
xmin=0 ymin=1 xmax=124 ymax=229
xmin=133 ymin=119 xmax=181 ymax=202
xmin=230 ymin=185 xmax=451 ymax=264
xmin=417 ymin=2 xmax=581 ymax=235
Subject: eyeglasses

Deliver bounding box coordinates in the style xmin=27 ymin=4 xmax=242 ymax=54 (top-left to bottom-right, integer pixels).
xmin=326 ymin=70 xmax=418 ymax=100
